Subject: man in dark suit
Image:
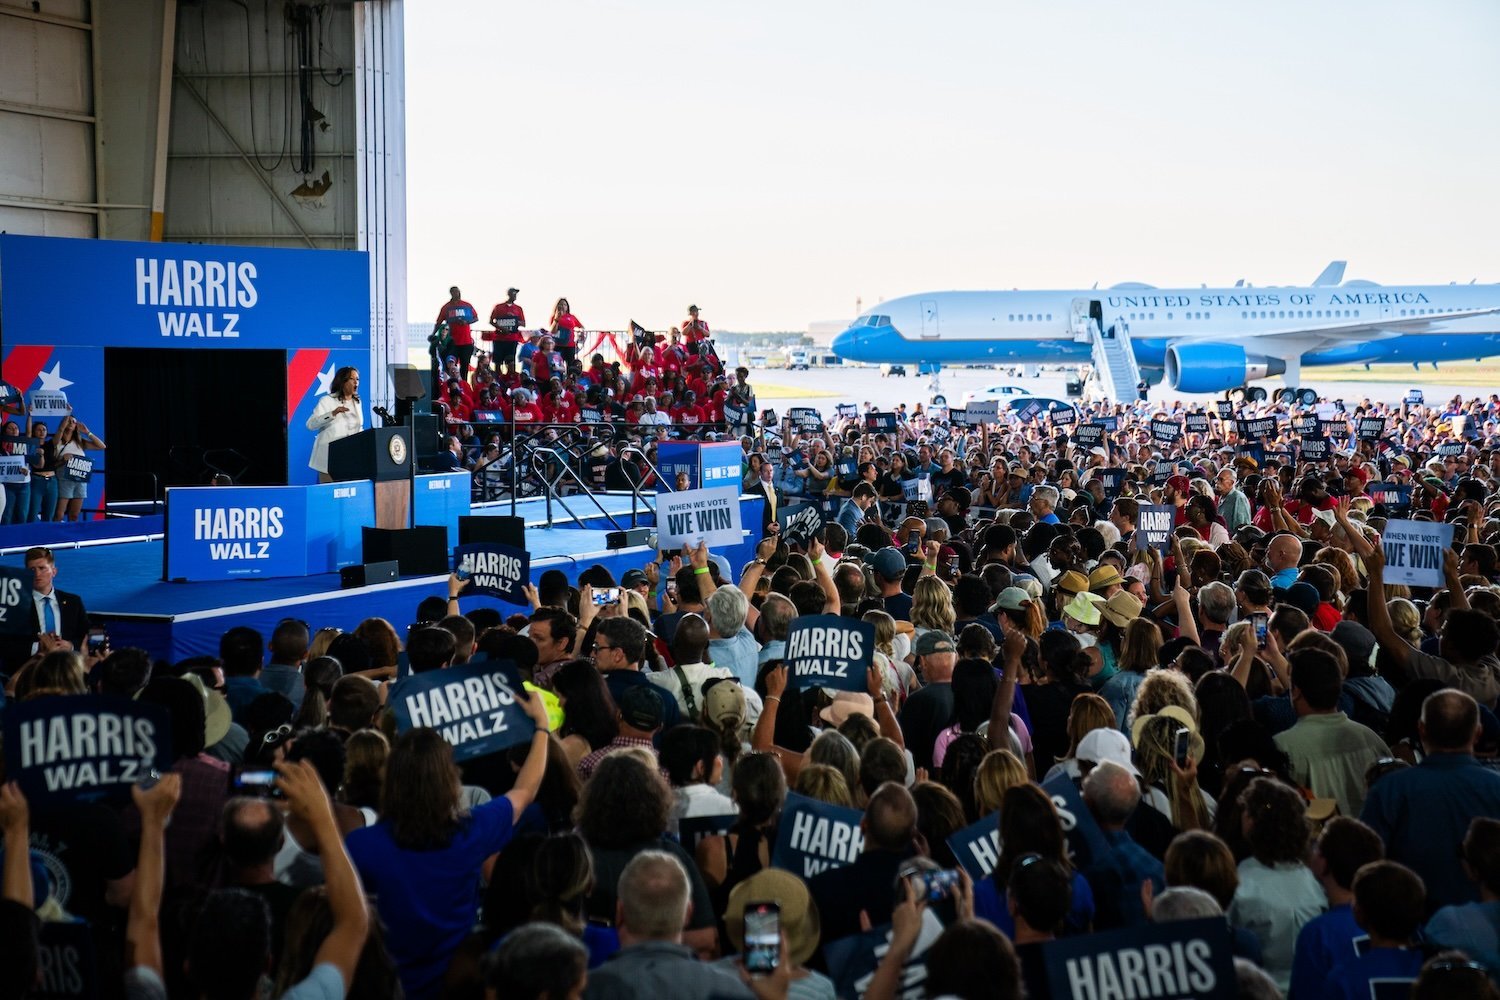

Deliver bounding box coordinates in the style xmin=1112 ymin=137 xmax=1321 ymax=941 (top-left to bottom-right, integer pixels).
xmin=2 ymin=546 xmax=88 ymax=670
xmin=744 ymin=460 xmax=782 ymax=536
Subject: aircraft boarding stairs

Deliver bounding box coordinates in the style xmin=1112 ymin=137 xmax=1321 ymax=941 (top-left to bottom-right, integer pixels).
xmin=1080 ymin=319 xmax=1142 ymax=404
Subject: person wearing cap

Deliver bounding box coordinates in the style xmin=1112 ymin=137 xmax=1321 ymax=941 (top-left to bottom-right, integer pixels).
xmin=1164 ymin=474 xmax=1192 ymax=526
xmin=486 ymin=287 xmax=526 ymax=367
xmin=872 ymin=546 xmax=914 ymax=622
xmin=898 ymin=630 xmax=958 ymax=771
xmin=682 ymin=304 xmax=711 ymax=345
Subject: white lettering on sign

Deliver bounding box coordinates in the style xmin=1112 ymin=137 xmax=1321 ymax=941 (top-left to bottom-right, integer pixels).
xmin=964 ymin=828 xmax=1001 ymax=876
xmin=333 ymin=486 xmax=357 ymax=499
xmin=17 ymin=712 xmax=160 ymax=792
xmin=786 ymin=627 xmax=868 ymax=671
xmin=427 ymin=479 xmax=450 ymax=491
xmin=457 ymin=550 xmax=524 ymax=594
xmin=788 ymin=810 xmax=864 ymax=877
xmin=194 ymin=506 xmax=285 ymax=540
xmin=403 ymin=671 xmax=518 ymax=733
xmin=1139 ymin=509 xmax=1172 ymax=535
xmin=1064 ymin=939 xmax=1218 ymax=1000
xmin=0 ymin=575 xmax=23 ymax=622
xmin=135 ymin=257 xmax=258 ymax=308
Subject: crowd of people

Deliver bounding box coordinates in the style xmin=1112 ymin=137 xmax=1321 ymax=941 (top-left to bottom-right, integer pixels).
xmin=0 ymin=385 xmax=107 ymax=523
xmin=8 ymin=379 xmax=1500 ymax=999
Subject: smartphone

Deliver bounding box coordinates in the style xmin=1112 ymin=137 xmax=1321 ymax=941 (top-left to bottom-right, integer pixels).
xmin=1173 ymin=727 xmax=1192 ymax=769
xmin=86 ymin=627 xmax=108 ymax=654
xmin=1250 ymin=611 xmax=1269 ymax=649
xmin=947 ymin=555 xmax=960 ymax=574
xmin=593 ymin=587 xmax=621 ymax=606
xmin=233 ymin=768 xmax=282 ymax=798
xmin=454 ymin=564 xmax=472 ymax=582
xmin=902 ymin=867 xmax=962 ymax=902
xmin=743 ymin=902 xmax=781 ymax=976
xmin=665 ymin=578 xmax=678 ymax=598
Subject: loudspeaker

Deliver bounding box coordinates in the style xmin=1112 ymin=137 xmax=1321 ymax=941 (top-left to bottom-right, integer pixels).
xmin=411 ymin=413 xmax=441 ymax=456
xmin=605 ymin=527 xmax=652 ymax=550
xmin=388 ymin=364 xmax=427 ymax=400
xmin=460 ymin=515 xmax=525 ymax=548
xmin=362 ymin=526 xmax=449 ymax=576
xmin=340 ymin=560 xmax=399 ymax=589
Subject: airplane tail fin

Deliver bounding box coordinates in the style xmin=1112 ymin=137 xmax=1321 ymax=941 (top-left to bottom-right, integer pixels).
xmin=1312 ymin=261 xmax=1347 ymax=286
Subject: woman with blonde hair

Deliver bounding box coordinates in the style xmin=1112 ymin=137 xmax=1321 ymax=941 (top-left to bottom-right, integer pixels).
xmin=972 ymin=749 xmax=1028 ymax=816
xmin=911 ymin=575 xmax=956 ymax=638
xmin=1134 ymin=713 xmax=1214 ymax=832
xmin=1386 ymin=598 xmax=1424 ymax=647
xmin=51 ymin=414 xmax=107 ymax=521
xmin=1314 ymin=546 xmax=1359 ymax=598
xmin=1042 ymin=692 xmax=1117 ymax=781
xmin=793 ymin=763 xmax=854 ymax=808
xmin=1126 ymin=666 xmax=1199 ymax=731
xmin=307 ymin=626 xmax=342 ymax=661
xmin=863 ymin=609 xmax=914 ymax=702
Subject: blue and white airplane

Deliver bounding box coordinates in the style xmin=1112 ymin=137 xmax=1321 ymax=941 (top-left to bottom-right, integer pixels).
xmin=830 ymin=262 xmax=1500 ymax=399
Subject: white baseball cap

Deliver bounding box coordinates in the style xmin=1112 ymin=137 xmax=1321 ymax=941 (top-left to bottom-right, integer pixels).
xmin=1077 ymin=727 xmax=1140 ymax=777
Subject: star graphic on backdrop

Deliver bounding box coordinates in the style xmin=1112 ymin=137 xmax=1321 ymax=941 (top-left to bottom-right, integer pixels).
xmin=36 ymin=362 xmax=73 ymax=392
xmin=314 ymin=363 xmax=336 ymax=397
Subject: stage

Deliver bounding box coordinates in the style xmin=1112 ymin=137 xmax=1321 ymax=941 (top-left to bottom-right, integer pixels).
xmin=1 ymin=493 xmax=764 ymax=662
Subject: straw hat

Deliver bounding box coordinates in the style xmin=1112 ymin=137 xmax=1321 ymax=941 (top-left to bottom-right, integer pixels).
xmin=724 ymin=869 xmax=822 ymax=967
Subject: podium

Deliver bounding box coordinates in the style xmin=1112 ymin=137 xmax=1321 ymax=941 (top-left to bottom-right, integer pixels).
xmin=328 ymin=427 xmax=412 ymax=529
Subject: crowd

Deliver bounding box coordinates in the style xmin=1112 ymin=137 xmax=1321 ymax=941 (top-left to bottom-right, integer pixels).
xmin=0 ymin=386 xmax=107 ymax=523
xmin=8 ymin=380 xmax=1500 ymax=999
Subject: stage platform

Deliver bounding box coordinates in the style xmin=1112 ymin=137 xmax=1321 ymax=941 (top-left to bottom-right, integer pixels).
xmin=0 ymin=494 xmax=763 ymax=663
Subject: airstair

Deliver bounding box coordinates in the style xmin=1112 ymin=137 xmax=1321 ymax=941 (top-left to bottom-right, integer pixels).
xmin=1086 ymin=320 xmax=1142 ymax=404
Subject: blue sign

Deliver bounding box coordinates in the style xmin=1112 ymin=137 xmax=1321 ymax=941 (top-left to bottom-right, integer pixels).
xmin=1095 ymin=468 xmax=1126 ymax=498
xmin=1097 ymin=415 xmax=1120 ymax=431
xmin=771 ymin=792 xmax=865 ymax=878
xmin=947 ymin=811 xmax=1001 ymax=881
xmin=1042 ymin=917 xmax=1235 ymax=1000
xmin=35 ymin=919 xmax=99 ymax=999
xmin=700 ymin=441 xmax=743 ymax=489
xmin=388 ymin=658 xmax=536 ymax=761
xmin=776 ymin=502 xmax=824 ymax=543
xmin=825 ymin=910 xmax=945 ymax=1000
xmin=866 ymin=411 xmax=898 ymax=432
xmin=1299 ymin=437 xmax=1330 ymax=461
xmin=1150 ymin=419 xmax=1181 ymax=444
xmin=304 ymin=480 xmax=374 ymax=572
xmin=1040 ymin=772 xmax=1112 ymax=871
xmin=785 ymin=615 xmax=875 ymax=692
xmin=1133 ymin=504 xmax=1174 ymax=556
xmin=454 ymin=542 xmax=529 ymax=603
xmin=1238 ymin=417 xmax=1277 ymax=440
xmin=1358 ymin=416 xmax=1387 ymax=440
xmin=0 ymin=235 xmax=370 ymax=349
xmin=678 ymin=812 xmax=737 ymax=853
xmin=165 ymin=482 xmax=372 ymax=580
xmin=3 ymin=694 xmax=173 ymax=805
xmin=414 ymin=472 xmax=471 ymax=549
xmin=0 ymin=565 xmax=32 ymax=635
xmin=656 ymin=441 xmax=701 ymax=489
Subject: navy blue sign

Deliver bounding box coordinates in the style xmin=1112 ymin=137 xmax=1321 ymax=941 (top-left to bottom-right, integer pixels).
xmin=0 ymin=565 xmax=32 ymax=636
xmin=1039 ymin=773 xmax=1112 ymax=870
xmin=1436 ymin=442 xmax=1465 ymax=457
xmin=678 ymin=813 xmax=737 ymax=854
xmin=777 ymin=502 xmax=825 ymax=543
xmin=785 ymin=615 xmax=875 ymax=692
xmin=947 ymin=811 xmax=1002 ymax=880
xmin=1094 ymin=468 xmax=1126 ymax=498
xmin=1017 ymin=400 xmax=1043 ymax=424
xmin=1184 ymin=412 xmax=1210 ymax=434
xmin=34 ymin=919 xmax=98 ymax=999
xmin=1215 ymin=400 xmax=1234 ymax=419
xmin=1150 ymin=419 xmax=1181 ymax=444
xmin=1357 ymin=416 xmax=1387 ymax=440
xmin=61 ymin=455 xmax=93 ymax=484
xmin=1042 ymin=917 xmax=1235 ymax=1000
xmin=771 ymin=792 xmax=866 ymax=877
xmin=1238 ymin=417 xmax=1277 ymax=440
xmin=454 ymin=542 xmax=530 ymax=604
xmin=1323 ymin=418 xmax=1349 ymax=438
xmin=1237 ymin=443 xmax=1266 ymax=466
xmin=1292 ymin=415 xmax=1320 ymax=436
xmin=1072 ymin=423 xmax=1105 ymax=448
xmin=1133 ymin=504 xmax=1175 ymax=556
xmin=1369 ymin=484 xmax=1412 ymax=511
xmin=866 ymin=412 xmax=898 ymax=432
xmin=1097 ymin=415 xmax=1120 ymax=432
xmin=0 ymin=235 xmax=370 ymax=349
xmin=1299 ymin=437 xmax=1330 ymax=462
xmin=4 ymin=695 xmax=173 ymax=805
xmin=1051 ymin=407 xmax=1077 ymax=427
xmin=388 ymin=658 xmax=536 ymax=761
xmin=824 ymin=910 xmax=944 ymax=1000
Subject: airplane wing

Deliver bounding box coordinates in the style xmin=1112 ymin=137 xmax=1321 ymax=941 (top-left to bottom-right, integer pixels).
xmin=1247 ymin=305 xmax=1500 ymax=352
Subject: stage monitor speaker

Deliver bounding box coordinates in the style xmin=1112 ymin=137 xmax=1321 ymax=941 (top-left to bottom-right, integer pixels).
xmin=340 ymin=560 xmax=399 ymax=589
xmin=362 ymin=526 xmax=449 ymax=577
xmin=460 ymin=515 xmax=525 ymax=548
xmin=606 ymin=527 xmax=652 ymax=550
xmin=389 ymin=364 xmax=426 ymax=401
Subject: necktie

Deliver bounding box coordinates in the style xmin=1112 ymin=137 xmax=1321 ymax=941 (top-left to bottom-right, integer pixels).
xmin=42 ymin=596 xmax=56 ymax=634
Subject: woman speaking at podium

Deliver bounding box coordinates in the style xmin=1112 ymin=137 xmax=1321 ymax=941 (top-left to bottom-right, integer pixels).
xmin=308 ymin=367 xmax=363 ymax=483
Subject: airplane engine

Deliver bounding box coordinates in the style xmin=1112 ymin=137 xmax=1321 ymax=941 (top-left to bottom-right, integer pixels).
xmin=1164 ymin=343 xmax=1286 ymax=393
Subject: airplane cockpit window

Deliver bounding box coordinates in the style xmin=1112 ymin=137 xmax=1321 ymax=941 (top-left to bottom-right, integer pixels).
xmin=861 ymin=315 xmax=892 ymax=328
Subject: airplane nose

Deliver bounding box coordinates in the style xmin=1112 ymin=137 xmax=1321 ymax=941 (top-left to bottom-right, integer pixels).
xmin=831 ymin=326 xmax=862 ymax=359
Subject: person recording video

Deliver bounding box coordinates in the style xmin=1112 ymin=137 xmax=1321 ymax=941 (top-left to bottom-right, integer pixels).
xmin=307 ymin=367 xmax=363 ymax=483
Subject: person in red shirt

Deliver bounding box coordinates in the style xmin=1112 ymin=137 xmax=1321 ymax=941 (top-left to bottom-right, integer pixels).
xmin=435 ymin=287 xmax=478 ymax=379
xmin=673 ymin=391 xmax=704 ymax=427
xmin=531 ymin=337 xmax=556 ymax=384
xmin=682 ymin=304 xmax=710 ymax=344
xmin=549 ymin=298 xmax=583 ymax=368
xmin=487 ymin=288 xmax=526 ymax=367
xmin=660 ymin=332 xmax=686 ymax=378
xmin=509 ymin=388 xmax=543 ymax=424
xmin=442 ymin=381 xmax=472 ymax=425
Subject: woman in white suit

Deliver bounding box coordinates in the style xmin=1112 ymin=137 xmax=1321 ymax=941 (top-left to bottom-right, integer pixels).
xmin=307 ymin=367 xmax=363 ymax=482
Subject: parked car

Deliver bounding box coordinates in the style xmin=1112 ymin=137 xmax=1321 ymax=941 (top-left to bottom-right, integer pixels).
xmin=787 ymin=350 xmax=810 ymax=370
xmin=961 ymin=384 xmax=1027 ymax=403
xmin=880 ymin=364 xmax=908 ymax=377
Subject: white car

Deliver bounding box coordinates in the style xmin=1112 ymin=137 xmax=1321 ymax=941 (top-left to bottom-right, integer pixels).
xmin=961 ymin=384 xmax=1027 ymax=403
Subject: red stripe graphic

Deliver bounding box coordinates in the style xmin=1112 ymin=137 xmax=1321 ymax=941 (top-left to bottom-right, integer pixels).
xmin=2 ymin=345 xmax=53 ymax=395
xmin=286 ymin=348 xmax=331 ymax=421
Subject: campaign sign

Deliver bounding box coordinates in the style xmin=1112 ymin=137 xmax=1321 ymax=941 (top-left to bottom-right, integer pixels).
xmin=164 ymin=485 xmax=310 ymax=580
xmin=1406 ymin=389 xmax=1426 ymax=405
xmin=658 ymin=486 xmax=743 ymax=549
xmin=825 ymin=909 xmax=944 ymax=1000
xmin=0 ymin=455 xmax=27 ymax=484
xmin=4 ymin=695 xmax=173 ymax=805
xmin=1357 ymin=416 xmax=1387 ymax=440
xmin=34 ymin=919 xmax=98 ymax=1000
xmin=1215 ymin=400 xmax=1234 ymax=420
xmin=1322 ymin=418 xmax=1349 ymax=438
xmin=785 ymin=615 xmax=875 ymax=692
xmin=1097 ymin=415 xmax=1120 ymax=432
xmin=948 ymin=811 xmax=1002 ymax=880
xmin=1292 ymin=415 xmax=1320 ymax=436
xmin=835 ymin=402 xmax=858 ymax=420
xmin=1017 ymin=400 xmax=1044 ymax=424
xmin=1133 ymin=504 xmax=1175 ymax=555
xmin=678 ymin=813 xmax=737 ymax=854
xmin=1040 ymin=772 xmax=1112 ymax=870
xmin=1095 ymin=468 xmax=1127 ymax=498
xmin=866 ymin=411 xmax=898 ymax=432
xmin=965 ymin=400 xmax=1001 ymax=425
xmin=1237 ymin=443 xmax=1266 ymax=466
xmin=1042 ymin=917 xmax=1235 ymax=1000
xmin=0 ymin=565 xmax=32 ymax=635
xmin=61 ymin=455 xmax=93 ymax=484
xmin=699 ymin=441 xmax=743 ymax=489
xmin=1051 ymin=407 xmax=1077 ymax=427
xmin=1151 ymin=467 xmax=1173 ymax=486
xmin=1380 ymin=519 xmax=1455 ymax=588
xmin=1184 ymin=412 xmax=1210 ymax=434
xmin=1238 ymin=417 xmax=1277 ymax=440
xmin=777 ymin=502 xmax=825 ymax=543
xmin=1299 ymin=437 xmax=1330 ymax=462
xmin=472 ymin=410 xmax=505 ymax=423
xmin=1150 ymin=419 xmax=1181 ymax=444
xmin=389 ymin=658 xmax=536 ymax=761
xmin=454 ymin=543 xmax=530 ymax=604
xmin=29 ymin=390 xmax=70 ymax=417
xmin=772 ymin=791 xmax=866 ymax=877
xmin=723 ymin=401 xmax=750 ymax=430
xmin=1369 ymin=483 xmax=1412 ymax=511
xmin=1436 ymin=442 xmax=1465 ymax=457
xmin=1072 ymin=423 xmax=1105 ymax=448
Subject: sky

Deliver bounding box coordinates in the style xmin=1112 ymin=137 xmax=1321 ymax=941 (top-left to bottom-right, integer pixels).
xmin=404 ymin=1 xmax=1500 ymax=332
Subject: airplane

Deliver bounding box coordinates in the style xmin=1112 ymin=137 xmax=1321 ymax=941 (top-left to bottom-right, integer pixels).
xmin=829 ymin=262 xmax=1500 ymax=402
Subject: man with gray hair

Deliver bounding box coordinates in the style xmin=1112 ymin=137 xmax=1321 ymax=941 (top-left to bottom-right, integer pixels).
xmin=1215 ymin=467 xmax=1251 ymax=534
xmin=585 ymin=851 xmax=757 ymax=999
xmin=1029 ymin=485 xmax=1061 ymax=525
xmin=1082 ymin=759 xmax=1163 ymax=931
xmin=1150 ymin=885 xmax=1223 ymax=923
xmin=705 ymin=586 xmax=758 ymax=688
xmin=1195 ymin=581 xmax=1235 ymax=662
xmin=757 ymin=593 xmax=796 ymax=665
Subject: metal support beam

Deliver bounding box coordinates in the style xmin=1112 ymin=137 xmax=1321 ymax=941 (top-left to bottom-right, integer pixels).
xmin=0 ymin=100 xmax=95 ymax=124
xmin=168 ymin=151 xmax=356 ymax=159
xmin=149 ymin=0 xmax=177 ymax=241
xmin=173 ymin=76 xmax=318 ymax=249
xmin=0 ymin=2 xmax=91 ymax=31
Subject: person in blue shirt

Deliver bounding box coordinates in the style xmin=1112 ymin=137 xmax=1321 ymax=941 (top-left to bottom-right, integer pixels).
xmin=218 ymin=625 xmax=269 ymax=724
xmin=1361 ymin=688 xmax=1500 ymax=912
xmin=1323 ymin=861 xmax=1427 ymax=1000
xmin=346 ymin=691 xmax=554 ymax=1000
xmin=1290 ymin=817 xmax=1388 ymax=999
xmin=1425 ymin=817 xmax=1500 ymax=977
xmin=1080 ymin=759 xmax=1164 ymax=930
xmin=835 ymin=482 xmax=877 ymax=538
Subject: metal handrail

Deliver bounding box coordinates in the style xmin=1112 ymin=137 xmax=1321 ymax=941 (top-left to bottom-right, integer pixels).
xmin=617 ymin=444 xmax=674 ymax=528
xmin=526 ymin=445 xmax=625 ymax=531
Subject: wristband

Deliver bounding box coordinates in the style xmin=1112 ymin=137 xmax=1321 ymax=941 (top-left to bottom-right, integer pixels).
xmin=924 ymin=562 xmax=937 ymax=571
xmin=811 ymin=557 xmax=822 ymax=565
xmin=693 ymin=566 xmax=710 ymax=576
xmin=766 ymin=695 xmax=781 ymax=705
